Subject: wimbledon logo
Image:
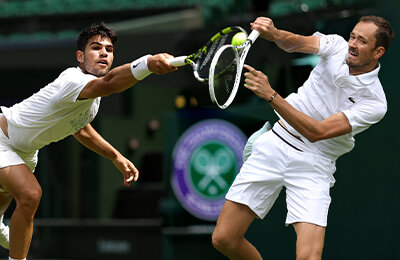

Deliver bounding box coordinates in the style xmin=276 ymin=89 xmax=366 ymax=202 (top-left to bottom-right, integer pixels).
xmin=171 ymin=119 xmax=247 ymax=221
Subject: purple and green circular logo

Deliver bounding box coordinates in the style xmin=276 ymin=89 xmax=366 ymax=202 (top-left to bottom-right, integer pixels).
xmin=171 ymin=119 xmax=247 ymax=221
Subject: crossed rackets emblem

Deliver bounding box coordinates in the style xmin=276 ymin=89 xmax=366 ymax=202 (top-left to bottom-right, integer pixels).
xmin=190 ymin=144 xmax=236 ymax=197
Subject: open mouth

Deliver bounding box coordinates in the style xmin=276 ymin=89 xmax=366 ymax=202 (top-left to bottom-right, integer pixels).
xmin=348 ymin=50 xmax=358 ymax=58
xmin=97 ymin=60 xmax=108 ymax=66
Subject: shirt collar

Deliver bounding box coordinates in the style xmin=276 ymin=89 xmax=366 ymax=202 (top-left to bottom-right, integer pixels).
xmin=342 ymin=61 xmax=380 ymax=85
xmin=356 ymin=63 xmax=380 ymax=85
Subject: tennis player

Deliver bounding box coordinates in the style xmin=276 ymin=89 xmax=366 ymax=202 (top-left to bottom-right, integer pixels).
xmin=0 ymin=23 xmax=177 ymax=260
xmin=212 ymin=15 xmax=393 ymax=259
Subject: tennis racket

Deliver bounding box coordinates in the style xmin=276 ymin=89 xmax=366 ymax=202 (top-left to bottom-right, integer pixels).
xmin=168 ymin=26 xmax=247 ymax=82
xmin=208 ymin=29 xmax=260 ymax=109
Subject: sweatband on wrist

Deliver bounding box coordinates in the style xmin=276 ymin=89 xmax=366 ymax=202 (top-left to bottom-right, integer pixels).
xmin=131 ymin=55 xmax=152 ymax=81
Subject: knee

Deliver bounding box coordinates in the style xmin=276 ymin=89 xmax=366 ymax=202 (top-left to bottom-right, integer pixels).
xmin=15 ymin=186 xmax=42 ymax=216
xmin=296 ymin=247 xmax=323 ymax=260
xmin=212 ymin=229 xmax=237 ymax=253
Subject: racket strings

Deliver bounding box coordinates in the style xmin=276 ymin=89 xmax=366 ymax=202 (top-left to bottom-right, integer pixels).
xmin=196 ymin=34 xmax=231 ymax=80
xmin=212 ymin=47 xmax=239 ymax=105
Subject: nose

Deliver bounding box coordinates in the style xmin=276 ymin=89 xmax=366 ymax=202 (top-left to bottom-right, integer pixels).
xmin=99 ymin=47 xmax=108 ymax=57
xmin=348 ymin=38 xmax=356 ymax=49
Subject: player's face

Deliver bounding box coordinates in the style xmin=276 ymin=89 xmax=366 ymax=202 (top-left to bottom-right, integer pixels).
xmin=346 ymin=22 xmax=383 ymax=75
xmin=77 ymin=35 xmax=114 ymax=77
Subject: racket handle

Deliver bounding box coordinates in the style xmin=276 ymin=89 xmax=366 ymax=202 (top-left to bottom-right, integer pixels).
xmin=247 ymin=30 xmax=260 ymax=43
xmin=168 ymin=56 xmax=188 ymax=67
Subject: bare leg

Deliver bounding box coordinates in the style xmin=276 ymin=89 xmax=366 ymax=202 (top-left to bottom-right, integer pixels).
xmin=0 ymin=164 xmax=42 ymax=259
xmin=293 ymin=222 xmax=325 ymax=260
xmin=212 ymin=200 xmax=262 ymax=260
xmin=0 ymin=191 xmax=13 ymax=249
xmin=0 ymin=191 xmax=13 ymax=215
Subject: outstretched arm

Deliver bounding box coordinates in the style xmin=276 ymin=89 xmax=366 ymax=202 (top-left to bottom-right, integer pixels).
xmin=251 ymin=17 xmax=320 ymax=54
xmin=243 ymin=65 xmax=351 ymax=142
xmin=78 ymin=53 xmax=177 ymax=100
xmin=73 ymin=123 xmax=138 ymax=186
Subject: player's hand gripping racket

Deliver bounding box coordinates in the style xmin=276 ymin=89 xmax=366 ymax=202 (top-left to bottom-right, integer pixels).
xmin=208 ymin=30 xmax=260 ymax=109
xmin=167 ymin=26 xmax=247 ymax=82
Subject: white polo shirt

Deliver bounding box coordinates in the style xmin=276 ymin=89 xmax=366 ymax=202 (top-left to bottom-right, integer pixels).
xmin=1 ymin=67 xmax=101 ymax=153
xmin=278 ymin=32 xmax=387 ymax=160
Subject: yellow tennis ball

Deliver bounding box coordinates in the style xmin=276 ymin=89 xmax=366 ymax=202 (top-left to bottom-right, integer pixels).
xmin=231 ymin=32 xmax=247 ymax=46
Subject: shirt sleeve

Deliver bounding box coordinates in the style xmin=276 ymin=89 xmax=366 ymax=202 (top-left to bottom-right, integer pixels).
xmin=56 ymin=68 xmax=97 ymax=104
xmin=315 ymin=32 xmax=348 ymax=59
xmin=342 ymin=97 xmax=387 ymax=136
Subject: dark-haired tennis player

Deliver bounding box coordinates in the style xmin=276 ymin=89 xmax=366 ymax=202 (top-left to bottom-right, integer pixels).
xmin=212 ymin=15 xmax=394 ymax=260
xmin=0 ymin=23 xmax=177 ymax=260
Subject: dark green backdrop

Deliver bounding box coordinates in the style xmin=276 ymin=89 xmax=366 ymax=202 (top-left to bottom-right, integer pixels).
xmin=0 ymin=0 xmax=398 ymax=259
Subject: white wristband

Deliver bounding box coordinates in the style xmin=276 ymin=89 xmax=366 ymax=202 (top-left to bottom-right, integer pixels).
xmin=131 ymin=55 xmax=152 ymax=81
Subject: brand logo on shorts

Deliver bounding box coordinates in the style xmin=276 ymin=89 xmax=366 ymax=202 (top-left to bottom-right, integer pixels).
xmin=171 ymin=119 xmax=247 ymax=221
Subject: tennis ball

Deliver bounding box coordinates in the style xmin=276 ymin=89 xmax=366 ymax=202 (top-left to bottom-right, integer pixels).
xmin=231 ymin=32 xmax=247 ymax=46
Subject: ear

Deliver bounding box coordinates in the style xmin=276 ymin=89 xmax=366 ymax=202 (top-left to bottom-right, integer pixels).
xmin=374 ymin=46 xmax=385 ymax=60
xmin=77 ymin=50 xmax=84 ymax=63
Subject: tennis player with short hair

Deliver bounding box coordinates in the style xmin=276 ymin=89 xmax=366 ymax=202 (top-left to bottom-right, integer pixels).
xmin=212 ymin=15 xmax=394 ymax=259
xmin=0 ymin=23 xmax=177 ymax=260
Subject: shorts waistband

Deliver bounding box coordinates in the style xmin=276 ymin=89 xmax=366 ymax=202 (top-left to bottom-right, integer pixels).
xmin=272 ymin=122 xmax=312 ymax=153
xmin=272 ymin=129 xmax=303 ymax=152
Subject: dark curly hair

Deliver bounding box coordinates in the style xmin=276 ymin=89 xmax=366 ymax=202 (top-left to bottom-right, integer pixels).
xmin=77 ymin=22 xmax=118 ymax=51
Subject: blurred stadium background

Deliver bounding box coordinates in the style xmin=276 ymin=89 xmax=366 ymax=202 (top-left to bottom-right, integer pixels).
xmin=0 ymin=0 xmax=399 ymax=259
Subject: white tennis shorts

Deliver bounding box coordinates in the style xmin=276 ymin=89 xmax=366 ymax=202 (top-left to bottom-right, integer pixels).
xmin=226 ymin=122 xmax=336 ymax=227
xmin=0 ymin=118 xmax=37 ymax=173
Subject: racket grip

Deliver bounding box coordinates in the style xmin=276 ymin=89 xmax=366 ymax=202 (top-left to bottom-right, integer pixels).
xmin=247 ymin=30 xmax=260 ymax=43
xmin=168 ymin=56 xmax=188 ymax=67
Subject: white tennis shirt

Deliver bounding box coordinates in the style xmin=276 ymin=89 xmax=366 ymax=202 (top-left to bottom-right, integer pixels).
xmin=1 ymin=67 xmax=100 ymax=153
xmin=278 ymin=33 xmax=387 ymax=160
